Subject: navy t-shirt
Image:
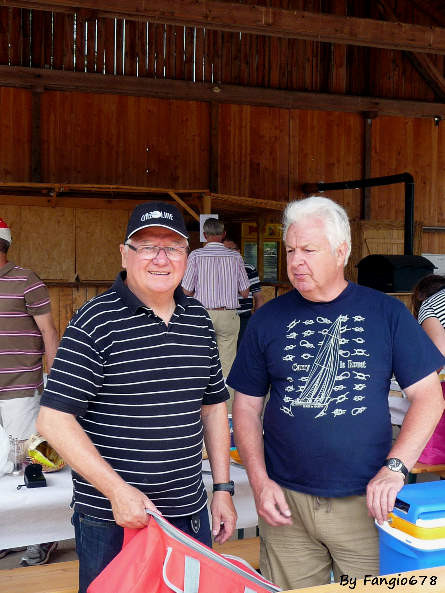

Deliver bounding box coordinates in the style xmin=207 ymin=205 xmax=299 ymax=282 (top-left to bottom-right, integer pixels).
xmin=228 ymin=282 xmax=445 ymax=498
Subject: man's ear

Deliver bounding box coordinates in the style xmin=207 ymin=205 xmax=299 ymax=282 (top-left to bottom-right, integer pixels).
xmin=119 ymin=244 xmax=127 ymax=269
xmin=336 ymin=241 xmax=348 ymax=267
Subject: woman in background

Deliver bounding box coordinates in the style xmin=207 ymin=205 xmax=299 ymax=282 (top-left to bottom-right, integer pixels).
xmin=411 ymin=274 xmax=445 ymax=464
xmin=412 ymin=274 xmax=445 ymax=357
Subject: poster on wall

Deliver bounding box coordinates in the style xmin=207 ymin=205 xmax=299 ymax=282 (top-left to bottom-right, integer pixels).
xmin=200 ymin=214 xmax=218 ymax=243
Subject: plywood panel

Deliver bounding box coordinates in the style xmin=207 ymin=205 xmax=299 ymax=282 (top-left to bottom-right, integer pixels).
xmin=218 ymin=104 xmax=289 ymax=202
xmin=20 ymin=206 xmax=75 ymax=280
xmin=0 ymin=88 xmax=32 ymax=181
xmin=76 ymin=208 xmax=127 ymax=281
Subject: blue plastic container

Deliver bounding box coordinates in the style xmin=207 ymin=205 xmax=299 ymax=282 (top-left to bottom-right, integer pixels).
xmin=377 ymin=481 xmax=445 ymax=574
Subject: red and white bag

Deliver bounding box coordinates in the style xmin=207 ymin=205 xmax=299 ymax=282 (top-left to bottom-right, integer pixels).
xmin=88 ymin=510 xmax=281 ymax=593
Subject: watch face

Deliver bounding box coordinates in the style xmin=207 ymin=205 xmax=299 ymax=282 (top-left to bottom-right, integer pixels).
xmin=387 ymin=458 xmax=402 ymax=471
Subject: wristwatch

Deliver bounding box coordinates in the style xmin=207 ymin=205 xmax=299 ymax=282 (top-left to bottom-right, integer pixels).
xmin=213 ymin=481 xmax=235 ymax=496
xmin=384 ymin=457 xmax=408 ymax=479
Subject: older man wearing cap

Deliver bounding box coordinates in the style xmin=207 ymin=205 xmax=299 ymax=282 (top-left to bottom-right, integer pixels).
xmin=0 ymin=217 xmax=59 ymax=566
xmin=37 ymin=202 xmax=237 ymax=593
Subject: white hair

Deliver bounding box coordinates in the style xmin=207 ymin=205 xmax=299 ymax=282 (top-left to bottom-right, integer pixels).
xmin=282 ymin=196 xmax=351 ymax=266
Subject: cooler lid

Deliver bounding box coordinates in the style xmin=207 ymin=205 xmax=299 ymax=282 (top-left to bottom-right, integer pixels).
xmin=392 ymin=481 xmax=445 ymax=525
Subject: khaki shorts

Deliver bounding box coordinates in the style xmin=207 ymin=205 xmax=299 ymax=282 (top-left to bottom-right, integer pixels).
xmin=259 ymin=487 xmax=379 ymax=590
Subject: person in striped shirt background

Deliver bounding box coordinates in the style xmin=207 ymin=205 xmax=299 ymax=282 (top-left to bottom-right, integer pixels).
xmin=37 ymin=202 xmax=237 ymax=593
xmin=182 ymin=218 xmax=250 ymax=410
xmin=223 ymin=238 xmax=265 ymax=349
xmin=0 ymin=216 xmax=59 ymax=566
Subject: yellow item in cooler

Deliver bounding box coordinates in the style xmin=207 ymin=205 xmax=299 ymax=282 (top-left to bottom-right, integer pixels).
xmin=388 ymin=512 xmax=445 ymax=540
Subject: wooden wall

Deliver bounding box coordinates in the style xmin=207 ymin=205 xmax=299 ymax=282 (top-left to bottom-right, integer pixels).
xmin=1 ymin=85 xmax=445 ymax=276
xmin=41 ymin=92 xmax=209 ymax=187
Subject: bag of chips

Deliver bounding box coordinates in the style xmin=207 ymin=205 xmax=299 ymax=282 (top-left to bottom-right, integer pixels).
xmin=27 ymin=433 xmax=65 ymax=472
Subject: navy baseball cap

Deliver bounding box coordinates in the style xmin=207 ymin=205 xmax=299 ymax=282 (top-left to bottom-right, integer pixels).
xmin=125 ymin=201 xmax=189 ymax=241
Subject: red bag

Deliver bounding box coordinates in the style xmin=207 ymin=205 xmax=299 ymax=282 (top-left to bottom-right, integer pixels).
xmin=87 ymin=511 xmax=281 ymax=593
xmin=418 ymin=382 xmax=445 ymax=465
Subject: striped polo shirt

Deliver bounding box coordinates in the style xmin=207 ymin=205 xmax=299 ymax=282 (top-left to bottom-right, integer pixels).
xmin=182 ymin=242 xmax=249 ymax=309
xmin=40 ymin=272 xmax=229 ymax=521
xmin=0 ymin=262 xmax=51 ymax=400
xmin=418 ymin=287 xmax=445 ymax=328
xmin=238 ymin=263 xmax=262 ymax=317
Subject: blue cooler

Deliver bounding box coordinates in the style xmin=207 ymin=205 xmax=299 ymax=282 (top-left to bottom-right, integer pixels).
xmin=377 ymin=481 xmax=445 ymax=574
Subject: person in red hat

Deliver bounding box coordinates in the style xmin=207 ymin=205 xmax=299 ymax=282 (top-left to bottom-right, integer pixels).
xmin=0 ymin=216 xmax=59 ymax=566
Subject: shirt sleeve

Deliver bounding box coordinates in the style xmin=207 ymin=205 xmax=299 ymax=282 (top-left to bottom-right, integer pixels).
xmin=392 ymin=302 xmax=445 ymax=389
xmin=248 ymin=266 xmax=261 ymax=294
xmin=418 ymin=297 xmax=438 ymax=326
xmin=181 ymin=251 xmax=197 ymax=292
xmin=24 ymin=270 xmax=51 ymax=316
xmin=237 ymin=255 xmax=250 ymax=292
xmin=40 ymin=321 xmax=104 ymax=416
xmin=201 ymin=311 xmax=230 ymax=405
xmin=227 ymin=311 xmax=270 ymax=397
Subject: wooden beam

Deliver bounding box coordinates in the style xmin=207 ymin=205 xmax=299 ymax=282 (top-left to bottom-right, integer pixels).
xmin=3 ymin=0 xmax=445 ymax=55
xmin=211 ymin=193 xmax=284 ymax=211
xmin=167 ymin=190 xmax=200 ymax=221
xmin=377 ymin=0 xmax=445 ymax=102
xmin=2 ymin=66 xmax=445 ymax=119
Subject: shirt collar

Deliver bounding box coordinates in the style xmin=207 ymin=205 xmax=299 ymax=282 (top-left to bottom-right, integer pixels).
xmin=0 ymin=261 xmax=15 ymax=278
xmin=113 ymin=271 xmax=188 ymax=315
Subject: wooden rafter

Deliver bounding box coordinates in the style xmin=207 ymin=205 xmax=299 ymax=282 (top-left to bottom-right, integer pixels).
xmin=210 ymin=193 xmax=285 ymax=212
xmin=2 ymin=0 xmax=445 ymax=55
xmin=2 ymin=66 xmax=445 ymax=119
xmin=377 ymin=0 xmax=445 ymax=102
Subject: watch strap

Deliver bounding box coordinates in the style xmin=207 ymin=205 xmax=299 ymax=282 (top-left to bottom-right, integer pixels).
xmin=212 ymin=481 xmax=235 ymax=495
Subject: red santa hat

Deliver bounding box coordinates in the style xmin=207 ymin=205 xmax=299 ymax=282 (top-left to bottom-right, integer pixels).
xmin=0 ymin=218 xmax=11 ymax=244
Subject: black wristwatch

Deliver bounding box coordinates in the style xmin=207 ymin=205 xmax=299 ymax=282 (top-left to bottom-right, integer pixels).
xmin=213 ymin=481 xmax=235 ymax=496
xmin=384 ymin=458 xmax=408 ymax=479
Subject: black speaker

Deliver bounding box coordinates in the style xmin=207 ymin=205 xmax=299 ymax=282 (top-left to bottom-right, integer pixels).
xmin=357 ymin=255 xmax=436 ymax=292
xmin=24 ymin=463 xmax=47 ymax=488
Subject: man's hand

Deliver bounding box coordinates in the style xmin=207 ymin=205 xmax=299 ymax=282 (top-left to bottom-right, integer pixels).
xmin=366 ymin=467 xmax=405 ymax=525
xmin=253 ymin=478 xmax=292 ymax=527
xmin=210 ymin=491 xmax=237 ymax=544
xmin=109 ymin=482 xmax=159 ymax=529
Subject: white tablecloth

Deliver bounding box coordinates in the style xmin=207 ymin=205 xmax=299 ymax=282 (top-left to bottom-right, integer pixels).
xmin=0 ymin=466 xmax=74 ymax=549
xmin=0 ymin=462 xmax=256 ymax=549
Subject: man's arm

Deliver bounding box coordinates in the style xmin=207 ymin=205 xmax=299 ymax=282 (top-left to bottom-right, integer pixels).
xmin=202 ymin=402 xmax=237 ymax=544
xmin=34 ymin=311 xmax=59 ymax=372
xmin=367 ymin=371 xmax=444 ymax=524
xmin=37 ymin=407 xmax=157 ymax=528
xmin=252 ymin=291 xmax=265 ymax=312
xmin=232 ymin=391 xmax=292 ymax=526
xmin=182 ymin=288 xmax=194 ymax=296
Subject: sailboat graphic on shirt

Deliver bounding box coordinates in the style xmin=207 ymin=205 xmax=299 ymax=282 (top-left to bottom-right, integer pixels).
xmin=282 ymin=315 xmax=347 ymax=418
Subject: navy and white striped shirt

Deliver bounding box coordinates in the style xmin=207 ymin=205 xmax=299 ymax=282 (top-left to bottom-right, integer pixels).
xmin=418 ymin=287 xmax=445 ymax=328
xmin=41 ymin=272 xmax=229 ymax=521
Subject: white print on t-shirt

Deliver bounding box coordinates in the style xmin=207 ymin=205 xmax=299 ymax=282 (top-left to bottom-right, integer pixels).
xmin=281 ymin=314 xmax=369 ymax=420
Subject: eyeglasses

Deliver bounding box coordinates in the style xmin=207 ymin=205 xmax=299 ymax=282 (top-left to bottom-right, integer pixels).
xmin=125 ymin=243 xmax=188 ymax=261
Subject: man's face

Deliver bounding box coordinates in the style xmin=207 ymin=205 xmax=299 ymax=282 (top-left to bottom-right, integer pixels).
xmin=285 ymin=217 xmax=347 ymax=302
xmin=120 ymin=227 xmax=188 ymax=298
